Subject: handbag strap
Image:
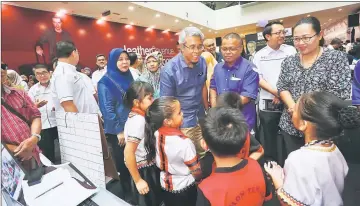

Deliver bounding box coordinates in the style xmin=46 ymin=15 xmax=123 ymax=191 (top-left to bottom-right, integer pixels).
xmin=1 ymin=98 xmax=31 ymax=126
xmin=105 ymin=73 xmax=126 ymax=98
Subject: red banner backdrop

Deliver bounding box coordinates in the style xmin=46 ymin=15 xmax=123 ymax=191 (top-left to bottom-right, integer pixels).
xmin=1 ymin=4 xmax=178 ymax=73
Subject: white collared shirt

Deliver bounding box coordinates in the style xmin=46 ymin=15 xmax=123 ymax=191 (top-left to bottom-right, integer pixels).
xmin=28 ymin=82 xmax=57 ymax=129
xmin=92 ymin=66 xmax=107 ymax=88
xmin=253 ymin=44 xmax=297 ymax=110
xmin=51 ymin=61 xmax=100 ymax=114
xmin=130 ymin=67 xmax=141 ymax=80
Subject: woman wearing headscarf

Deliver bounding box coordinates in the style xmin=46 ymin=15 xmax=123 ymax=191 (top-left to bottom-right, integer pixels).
xmin=98 ymin=48 xmax=133 ymax=201
xmin=201 ymin=51 xmax=218 ymax=101
xmin=138 ymin=51 xmax=163 ymax=99
xmin=7 ymin=70 xmax=29 ymax=91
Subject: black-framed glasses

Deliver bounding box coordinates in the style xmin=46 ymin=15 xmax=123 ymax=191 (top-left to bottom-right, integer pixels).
xmin=271 ymin=30 xmax=287 ymax=36
xmin=35 ymin=71 xmax=50 ymax=77
xmin=220 ymin=46 xmax=242 ymax=53
xmin=183 ymin=44 xmax=204 ymax=52
xmin=293 ymin=33 xmax=318 ymax=43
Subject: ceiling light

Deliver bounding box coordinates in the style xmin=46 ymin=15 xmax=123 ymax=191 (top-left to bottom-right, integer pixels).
xmin=146 ymin=27 xmax=153 ymax=31
xmin=130 ymin=22 xmax=134 ymax=25
xmin=55 ymin=9 xmax=67 ymax=17
xmin=96 ymin=17 xmax=106 ymax=25
xmin=189 ymin=24 xmax=193 ymax=26
xmin=280 ymin=19 xmax=283 ymax=22
xmin=215 ymin=31 xmax=218 ymax=34
xmin=162 ymin=29 xmax=170 ymax=33
xmin=106 ymin=33 xmax=112 ymax=38
xmin=150 ymin=25 xmax=155 ymax=29
xmin=329 ymin=19 xmax=332 ymax=21
xmin=125 ymin=25 xmax=132 ymax=29
xmin=155 ymin=13 xmax=160 ymax=17
xmin=307 ymin=14 xmax=311 ymax=17
xmin=128 ymin=6 xmax=134 ymax=11
xmin=324 ymin=22 xmax=327 ymax=25
xmin=209 ymin=30 xmax=212 ymax=32
xmin=175 ymin=19 xmax=179 ymax=23
xmin=338 ymin=8 xmax=342 ymax=11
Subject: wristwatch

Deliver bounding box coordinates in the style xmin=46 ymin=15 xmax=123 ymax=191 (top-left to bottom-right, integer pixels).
xmin=32 ymin=133 xmax=42 ymax=141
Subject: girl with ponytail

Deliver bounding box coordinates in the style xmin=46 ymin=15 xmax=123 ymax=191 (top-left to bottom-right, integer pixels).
xmin=144 ymin=97 xmax=202 ymax=206
xmin=264 ymin=91 xmax=360 ymax=206
xmin=123 ymin=81 xmax=162 ymax=206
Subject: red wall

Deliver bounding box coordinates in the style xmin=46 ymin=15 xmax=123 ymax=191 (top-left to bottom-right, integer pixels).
xmin=1 ymin=5 xmax=178 ymax=72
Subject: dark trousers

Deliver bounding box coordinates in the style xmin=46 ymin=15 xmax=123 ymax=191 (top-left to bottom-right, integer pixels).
xmin=38 ymin=127 xmax=58 ymax=163
xmin=106 ymin=134 xmax=131 ymax=201
xmin=259 ymin=111 xmax=282 ymax=162
xmin=281 ymin=130 xmax=304 ymax=158
xmin=162 ymin=184 xmax=197 ymax=206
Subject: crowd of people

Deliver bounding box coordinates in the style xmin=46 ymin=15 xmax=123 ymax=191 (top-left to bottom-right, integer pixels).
xmin=1 ymin=15 xmax=360 ymax=206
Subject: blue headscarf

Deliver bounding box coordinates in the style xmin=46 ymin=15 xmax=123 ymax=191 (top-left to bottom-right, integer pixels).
xmin=102 ymin=48 xmax=134 ymax=101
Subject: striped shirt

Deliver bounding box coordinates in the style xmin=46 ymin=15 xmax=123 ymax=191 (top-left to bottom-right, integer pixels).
xmin=155 ymin=127 xmax=201 ymax=192
xmin=1 ymin=86 xmax=41 ymax=163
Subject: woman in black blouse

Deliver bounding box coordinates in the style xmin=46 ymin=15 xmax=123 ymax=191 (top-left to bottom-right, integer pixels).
xmin=276 ymin=17 xmax=351 ymax=158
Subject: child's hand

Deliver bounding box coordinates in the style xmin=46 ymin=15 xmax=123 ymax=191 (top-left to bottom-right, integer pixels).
xmin=264 ymin=161 xmax=284 ymax=190
xmin=136 ymin=179 xmax=149 ymax=195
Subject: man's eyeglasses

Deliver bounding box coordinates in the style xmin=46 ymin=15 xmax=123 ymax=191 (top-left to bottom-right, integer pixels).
xmin=35 ymin=72 xmax=50 ymax=77
xmin=220 ymin=46 xmax=242 ymax=53
xmin=183 ymin=44 xmax=204 ymax=52
xmin=293 ymin=33 xmax=318 ymax=43
xmin=271 ymin=30 xmax=287 ymax=36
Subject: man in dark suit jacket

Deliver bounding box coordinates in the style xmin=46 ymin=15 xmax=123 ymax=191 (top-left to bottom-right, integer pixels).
xmin=35 ymin=16 xmax=72 ymax=62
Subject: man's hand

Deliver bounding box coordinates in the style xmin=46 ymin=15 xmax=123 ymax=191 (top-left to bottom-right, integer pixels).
xmin=272 ymin=96 xmax=281 ymax=105
xmin=35 ymin=99 xmax=48 ymax=108
xmin=117 ymin=132 xmax=125 ymax=146
xmin=14 ymin=136 xmax=39 ymax=161
xmin=36 ymin=46 xmax=44 ymax=56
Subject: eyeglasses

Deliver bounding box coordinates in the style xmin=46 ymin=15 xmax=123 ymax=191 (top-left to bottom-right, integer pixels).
xmin=220 ymin=46 xmax=242 ymax=53
xmin=183 ymin=44 xmax=204 ymax=52
xmin=271 ymin=30 xmax=286 ymax=36
xmin=293 ymin=33 xmax=318 ymax=43
xmin=35 ymin=71 xmax=50 ymax=77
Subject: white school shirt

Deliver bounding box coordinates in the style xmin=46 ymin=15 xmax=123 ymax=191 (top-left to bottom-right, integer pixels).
xmin=28 ymin=82 xmax=57 ymax=129
xmin=130 ymin=67 xmax=141 ymax=80
xmin=253 ymin=44 xmax=297 ymax=110
xmin=92 ymin=66 xmax=107 ymax=88
xmin=155 ymin=131 xmax=197 ymax=192
xmin=51 ymin=61 xmax=99 ymax=114
xmin=123 ymin=113 xmax=150 ymax=168
xmin=280 ymin=144 xmax=348 ymax=206
xmin=78 ymin=72 xmax=96 ymax=95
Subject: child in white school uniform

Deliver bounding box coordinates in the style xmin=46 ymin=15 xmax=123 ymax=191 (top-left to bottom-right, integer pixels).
xmin=144 ymin=96 xmax=202 ymax=206
xmin=123 ymin=81 xmax=162 ymax=206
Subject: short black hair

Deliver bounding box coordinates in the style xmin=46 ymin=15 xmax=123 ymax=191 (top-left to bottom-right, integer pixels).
xmin=216 ymin=92 xmax=243 ymax=111
xmin=128 ymin=52 xmax=138 ymax=66
xmin=330 ymin=38 xmax=342 ymax=45
xmin=56 ymin=41 xmax=77 ymax=58
xmin=223 ymin=32 xmax=242 ymax=42
xmin=263 ymin=21 xmax=283 ymax=41
xmin=52 ymin=57 xmax=58 ymax=68
xmin=96 ymin=54 xmax=106 ymax=59
xmin=52 ymin=16 xmax=62 ymax=22
xmin=33 ymin=64 xmax=50 ymax=72
xmin=124 ymin=81 xmax=154 ymax=108
xmin=202 ymin=107 xmax=248 ymax=157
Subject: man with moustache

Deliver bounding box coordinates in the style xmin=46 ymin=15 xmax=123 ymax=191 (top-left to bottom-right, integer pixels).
xmin=209 ymin=33 xmax=259 ymax=132
xmin=92 ymin=54 xmax=107 ymax=88
xmin=160 ymin=27 xmax=209 ymax=158
xmin=252 ymin=21 xmax=296 ymax=163
xmin=203 ymin=38 xmax=224 ymax=62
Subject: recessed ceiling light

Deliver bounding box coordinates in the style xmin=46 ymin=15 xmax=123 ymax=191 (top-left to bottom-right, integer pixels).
xmin=130 ymin=22 xmax=134 ymax=25
xmin=150 ymin=25 xmax=155 ymax=29
xmin=125 ymin=25 xmax=132 ymax=29
xmin=155 ymin=13 xmax=160 ymax=17
xmin=307 ymin=14 xmax=311 ymax=17
xmin=189 ymin=24 xmax=193 ymax=26
xmin=128 ymin=6 xmax=134 ymax=11
xmin=338 ymin=8 xmax=342 ymax=11
xmin=175 ymin=19 xmax=179 ymax=23
xmin=280 ymin=19 xmax=283 ymax=22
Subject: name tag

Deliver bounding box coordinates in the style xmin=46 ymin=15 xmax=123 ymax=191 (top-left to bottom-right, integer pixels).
xmin=230 ymin=76 xmax=241 ymax=81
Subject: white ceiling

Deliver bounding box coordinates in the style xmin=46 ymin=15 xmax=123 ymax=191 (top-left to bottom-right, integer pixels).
xmin=3 ymin=1 xmax=360 ymax=39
